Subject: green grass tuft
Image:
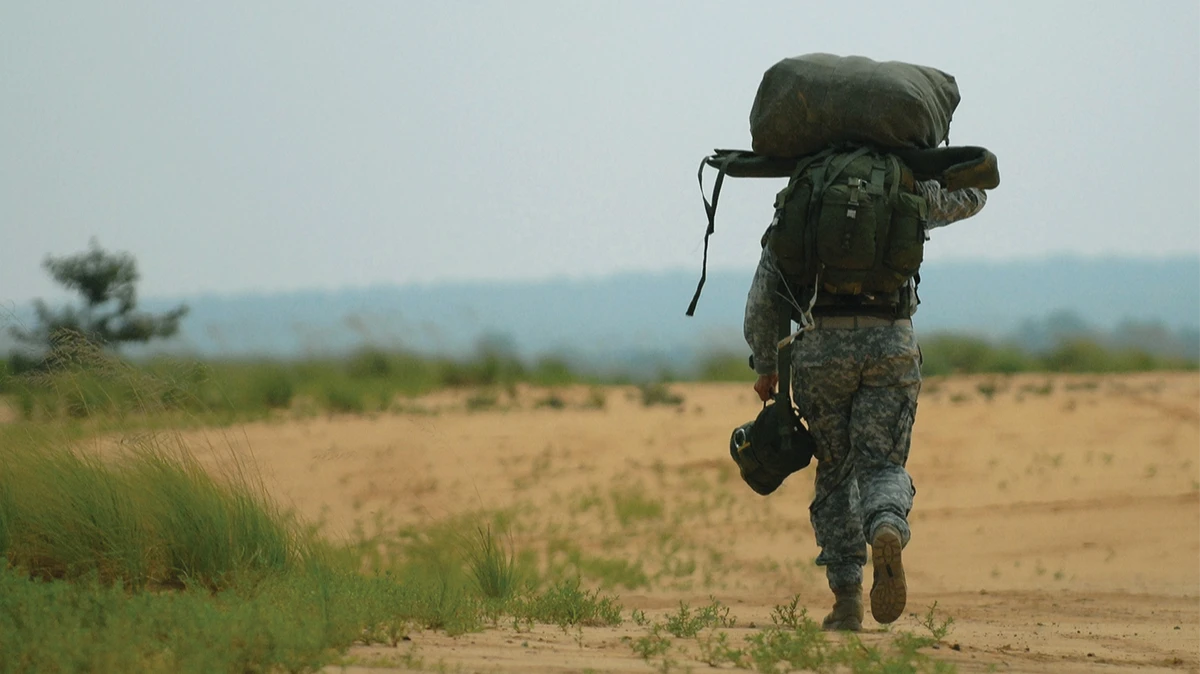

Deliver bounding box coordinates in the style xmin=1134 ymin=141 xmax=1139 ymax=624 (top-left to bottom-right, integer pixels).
xmin=466 ymin=525 xmax=520 ymax=601
xmin=1 ymin=436 xmax=302 ymax=590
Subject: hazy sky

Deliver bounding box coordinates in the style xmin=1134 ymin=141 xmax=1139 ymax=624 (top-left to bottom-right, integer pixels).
xmin=3 ymin=1 xmax=1198 ymax=303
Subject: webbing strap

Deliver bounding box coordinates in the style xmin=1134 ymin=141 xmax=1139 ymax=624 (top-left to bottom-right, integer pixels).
xmin=775 ymin=292 xmax=795 ymax=451
xmin=886 ymin=155 xmax=901 ymax=201
xmin=802 ymin=158 xmax=831 ymax=288
xmin=775 ymin=147 xmax=837 ymax=206
xmin=870 ymin=166 xmax=885 ymax=196
xmin=871 ymin=156 xmax=895 ymax=273
xmin=686 ymin=151 xmax=740 ymax=316
xmin=822 ymin=146 xmax=871 ymax=189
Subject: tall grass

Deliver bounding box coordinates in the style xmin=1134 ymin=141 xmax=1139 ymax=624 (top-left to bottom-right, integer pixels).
xmin=0 ymin=335 xmax=626 ymax=671
xmin=466 ymin=525 xmax=520 ymax=601
xmin=1 ymin=435 xmax=302 ymax=590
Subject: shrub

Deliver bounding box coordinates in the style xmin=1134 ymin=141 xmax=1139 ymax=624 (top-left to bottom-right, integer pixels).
xmin=323 ymin=385 xmax=365 ymax=414
xmin=250 ymin=366 xmax=295 ymax=410
xmin=639 ymin=382 xmax=684 ymax=407
xmin=346 ymin=348 xmax=392 ymax=379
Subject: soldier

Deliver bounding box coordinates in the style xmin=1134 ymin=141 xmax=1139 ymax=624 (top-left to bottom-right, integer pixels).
xmin=743 ymin=179 xmax=988 ymax=631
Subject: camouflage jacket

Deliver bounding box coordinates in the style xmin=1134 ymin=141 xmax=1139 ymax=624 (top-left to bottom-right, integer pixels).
xmin=743 ymin=181 xmax=987 ymax=375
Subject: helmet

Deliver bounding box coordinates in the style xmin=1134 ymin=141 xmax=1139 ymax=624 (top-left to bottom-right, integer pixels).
xmin=729 ymin=401 xmax=814 ymax=495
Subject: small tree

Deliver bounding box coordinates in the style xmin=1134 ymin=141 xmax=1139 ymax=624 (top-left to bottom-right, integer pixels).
xmin=11 ymin=240 xmax=188 ymax=353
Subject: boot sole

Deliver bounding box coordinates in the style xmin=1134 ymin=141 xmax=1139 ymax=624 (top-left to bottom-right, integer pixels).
xmin=869 ymin=528 xmax=906 ymax=624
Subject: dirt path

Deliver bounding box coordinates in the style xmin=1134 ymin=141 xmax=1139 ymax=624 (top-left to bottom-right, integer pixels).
xmin=184 ymin=372 xmax=1200 ymax=673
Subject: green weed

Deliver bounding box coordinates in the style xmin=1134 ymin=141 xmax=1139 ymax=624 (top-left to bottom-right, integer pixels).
xmin=744 ymin=614 xmax=830 ymax=673
xmin=510 ymin=578 xmax=623 ymax=630
xmin=697 ymin=629 xmax=748 ymax=667
xmin=663 ymin=597 xmax=736 ymax=637
xmin=324 ymin=384 xmax=366 ymax=414
xmin=917 ymin=601 xmax=955 ymax=643
xmin=465 ymin=525 xmax=519 ymax=601
xmin=465 ymin=389 xmax=499 ymax=411
xmin=639 ymin=382 xmax=684 ymax=407
xmin=576 ymin=554 xmax=650 ymax=590
xmin=534 ymin=392 xmax=566 ymax=409
xmin=584 ymin=386 xmax=607 ymax=410
xmin=610 ymin=484 xmax=665 ymax=528
xmin=976 ymin=380 xmax=999 ymax=401
xmin=623 ymin=624 xmax=672 ymax=660
xmin=770 ymin=594 xmax=806 ymax=629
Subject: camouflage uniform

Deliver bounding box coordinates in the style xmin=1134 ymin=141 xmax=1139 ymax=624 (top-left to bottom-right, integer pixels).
xmin=744 ymin=180 xmax=986 ymax=591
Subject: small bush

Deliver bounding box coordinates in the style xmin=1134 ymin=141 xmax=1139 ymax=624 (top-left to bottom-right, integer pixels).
xmin=534 ymin=392 xmax=566 ymax=410
xmin=465 ymin=389 xmax=499 ymax=412
xmin=639 ymin=382 xmax=684 ymax=407
xmin=919 ymin=335 xmax=1033 ymax=376
xmin=251 ymin=366 xmax=295 ymax=410
xmin=324 ymin=385 xmax=365 ymax=414
xmin=530 ymin=356 xmax=577 ymax=386
xmin=511 ymin=578 xmax=623 ymax=629
xmin=584 ymin=387 xmax=607 ymax=410
xmin=664 ymin=598 xmax=736 ymax=637
xmin=346 ymin=348 xmax=392 ymax=379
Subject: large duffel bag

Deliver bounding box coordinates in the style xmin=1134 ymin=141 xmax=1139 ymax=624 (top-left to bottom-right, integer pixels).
xmin=750 ymin=54 xmax=961 ymax=158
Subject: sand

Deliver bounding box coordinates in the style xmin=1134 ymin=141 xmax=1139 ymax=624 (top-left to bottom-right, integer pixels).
xmin=182 ymin=372 xmax=1200 ymax=673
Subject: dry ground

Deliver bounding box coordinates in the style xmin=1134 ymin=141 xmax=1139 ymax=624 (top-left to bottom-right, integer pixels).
xmin=184 ymin=372 xmax=1200 ymax=673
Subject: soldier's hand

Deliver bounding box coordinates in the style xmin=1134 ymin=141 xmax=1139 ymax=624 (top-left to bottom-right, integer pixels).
xmin=754 ymin=374 xmax=778 ymax=402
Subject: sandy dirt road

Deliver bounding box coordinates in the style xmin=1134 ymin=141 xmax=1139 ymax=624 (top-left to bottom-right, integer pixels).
xmin=186 ymin=372 xmax=1200 ymax=673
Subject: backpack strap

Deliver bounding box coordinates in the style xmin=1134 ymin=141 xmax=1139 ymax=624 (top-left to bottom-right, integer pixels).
xmin=685 ymin=151 xmax=740 ymax=316
xmin=774 ymin=288 xmax=796 ymax=453
xmin=773 ymin=147 xmax=838 ymax=208
xmin=869 ymin=155 xmax=901 ymax=272
xmin=820 ymin=145 xmax=872 ymax=189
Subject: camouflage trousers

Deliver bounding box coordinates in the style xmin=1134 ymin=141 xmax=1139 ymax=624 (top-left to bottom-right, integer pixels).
xmin=791 ymin=323 xmax=921 ymax=591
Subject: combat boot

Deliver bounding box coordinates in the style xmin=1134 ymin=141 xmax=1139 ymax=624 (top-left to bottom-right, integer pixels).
xmin=869 ymin=524 xmax=907 ymax=624
xmin=821 ymin=584 xmax=863 ymax=631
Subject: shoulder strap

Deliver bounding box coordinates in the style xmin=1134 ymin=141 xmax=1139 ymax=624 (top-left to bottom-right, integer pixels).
xmin=774 ymin=147 xmax=837 ymax=206
xmin=685 ymin=151 xmax=740 ymax=316
xmin=774 ymin=288 xmax=796 ymax=452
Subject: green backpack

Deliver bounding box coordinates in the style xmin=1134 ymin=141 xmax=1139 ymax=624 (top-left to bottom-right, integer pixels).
xmin=685 ymin=144 xmax=998 ymax=317
xmin=767 ymin=145 xmax=928 ymax=300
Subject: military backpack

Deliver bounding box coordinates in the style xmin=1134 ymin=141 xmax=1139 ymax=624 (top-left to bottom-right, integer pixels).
xmin=765 ymin=145 xmax=928 ymax=309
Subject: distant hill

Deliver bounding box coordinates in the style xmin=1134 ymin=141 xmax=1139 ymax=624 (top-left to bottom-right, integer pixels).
xmin=3 ymin=256 xmax=1197 ymax=371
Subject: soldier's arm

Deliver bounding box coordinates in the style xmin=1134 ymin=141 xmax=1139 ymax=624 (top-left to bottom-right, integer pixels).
xmin=915 ymin=179 xmax=988 ymax=231
xmin=744 ymin=247 xmax=783 ymax=377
